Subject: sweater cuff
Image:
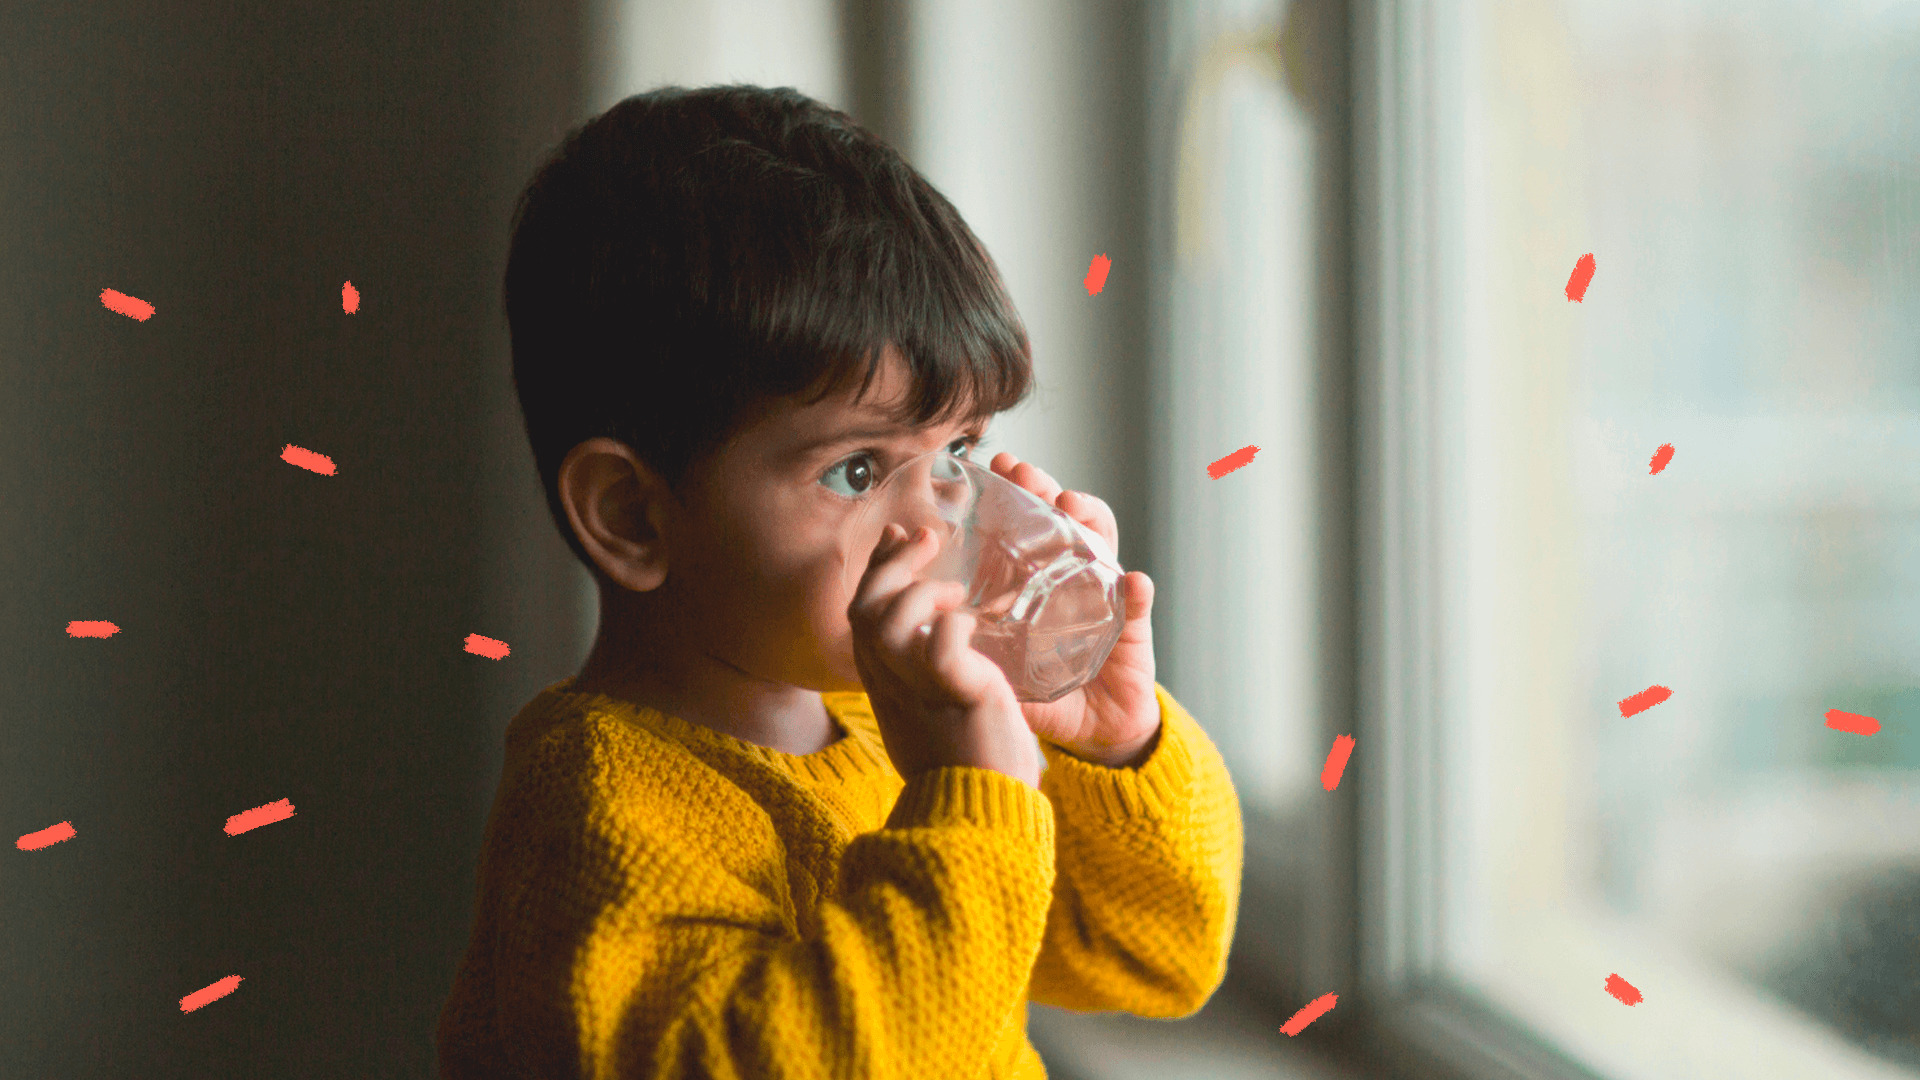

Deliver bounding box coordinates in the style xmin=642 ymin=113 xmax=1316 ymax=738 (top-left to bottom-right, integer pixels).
xmin=1039 ymin=683 xmax=1205 ymax=823
xmin=885 ymin=765 xmax=1056 ymax=846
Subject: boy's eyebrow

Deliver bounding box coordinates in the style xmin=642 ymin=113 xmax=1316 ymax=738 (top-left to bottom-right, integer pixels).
xmin=790 ymin=420 xmax=987 ymax=457
xmin=799 ymin=425 xmax=911 ymax=449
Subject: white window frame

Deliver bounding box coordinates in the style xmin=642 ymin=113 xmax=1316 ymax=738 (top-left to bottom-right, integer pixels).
xmin=1353 ymin=3 xmax=1920 ymax=1079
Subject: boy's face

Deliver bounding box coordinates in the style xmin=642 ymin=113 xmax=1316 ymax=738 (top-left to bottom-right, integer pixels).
xmin=567 ymin=348 xmax=992 ymax=700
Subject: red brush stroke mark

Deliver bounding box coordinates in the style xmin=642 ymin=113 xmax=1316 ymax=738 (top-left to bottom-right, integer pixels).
xmin=180 ymin=975 xmax=243 ymax=1013
xmin=67 ymin=620 xmax=121 ymax=638
xmin=281 ymin=444 xmax=336 ymax=475
xmin=225 ymin=798 xmax=296 ymax=836
xmin=1207 ymin=445 xmax=1259 ymax=479
xmin=1826 ymin=709 xmax=1881 ymax=736
xmin=1649 ymin=443 xmax=1674 ymax=474
xmin=1280 ymin=992 xmax=1337 ymax=1036
xmin=465 ymin=633 xmax=511 ymax=660
xmin=1605 ymin=973 xmax=1643 ymax=1006
xmin=342 ymin=280 xmax=360 ymax=314
xmin=101 ymin=288 xmax=155 ymax=321
xmin=1565 ymin=253 xmax=1596 ymax=302
xmin=17 ymin=821 xmax=77 ymax=851
xmin=1618 ymin=685 xmax=1672 ymax=718
xmin=1321 ymin=735 xmax=1356 ymax=791
xmin=1084 ymin=254 xmax=1111 ymax=295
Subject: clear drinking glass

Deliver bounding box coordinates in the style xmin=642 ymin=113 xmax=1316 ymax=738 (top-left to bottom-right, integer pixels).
xmin=840 ymin=450 xmax=1126 ymax=703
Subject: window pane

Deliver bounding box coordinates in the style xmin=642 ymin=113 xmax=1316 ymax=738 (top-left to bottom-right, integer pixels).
xmin=1158 ymin=10 xmax=1327 ymax=816
xmin=1442 ymin=1 xmax=1920 ymax=1076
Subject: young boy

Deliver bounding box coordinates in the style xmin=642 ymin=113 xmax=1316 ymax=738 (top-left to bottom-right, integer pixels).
xmin=436 ymin=84 xmax=1245 ymax=1080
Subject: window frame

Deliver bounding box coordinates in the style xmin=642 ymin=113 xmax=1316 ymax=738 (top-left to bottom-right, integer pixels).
xmin=1346 ymin=4 xmax=1920 ymax=1079
xmin=1346 ymin=1 xmax=1612 ymax=1076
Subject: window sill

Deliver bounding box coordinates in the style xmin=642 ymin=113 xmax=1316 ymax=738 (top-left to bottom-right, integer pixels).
xmin=1026 ymin=981 xmax=1379 ymax=1080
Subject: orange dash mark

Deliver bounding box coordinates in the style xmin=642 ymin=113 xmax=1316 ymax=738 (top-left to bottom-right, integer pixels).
xmin=101 ymin=288 xmax=156 ymax=321
xmin=180 ymin=975 xmax=243 ymax=1013
xmin=1605 ymin=973 xmax=1643 ymax=1006
xmin=1280 ymin=993 xmax=1338 ymax=1036
xmin=1649 ymin=443 xmax=1674 ymax=474
xmin=281 ymin=444 xmax=337 ymax=475
xmin=225 ymin=798 xmax=296 ymax=836
xmin=67 ymin=620 xmax=121 ymax=638
xmin=465 ymin=633 xmax=511 ymax=660
xmin=342 ymin=280 xmax=360 ymax=314
xmin=1207 ymin=445 xmax=1259 ymax=479
xmin=17 ymin=821 xmax=77 ymax=851
xmin=1825 ymin=709 xmax=1881 ymax=736
xmin=1618 ymin=685 xmax=1672 ymax=718
xmin=1321 ymin=735 xmax=1356 ymax=791
xmin=1084 ymin=254 xmax=1111 ymax=295
xmin=1565 ymin=253 xmax=1597 ymax=302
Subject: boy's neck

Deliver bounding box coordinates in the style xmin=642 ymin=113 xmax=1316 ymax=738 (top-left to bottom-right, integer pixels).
xmin=572 ymin=632 xmax=844 ymax=757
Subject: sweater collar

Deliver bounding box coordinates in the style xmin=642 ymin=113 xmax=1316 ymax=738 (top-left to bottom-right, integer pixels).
xmin=540 ymin=677 xmax=893 ymax=785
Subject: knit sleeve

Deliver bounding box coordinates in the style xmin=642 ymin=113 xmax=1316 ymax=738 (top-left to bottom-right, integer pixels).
xmin=487 ymin=752 xmax=1057 ymax=1080
xmin=1025 ymin=683 xmax=1245 ymax=1018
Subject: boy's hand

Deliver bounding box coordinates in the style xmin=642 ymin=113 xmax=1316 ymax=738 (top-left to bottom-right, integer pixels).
xmin=987 ymin=452 xmax=1161 ymax=769
xmin=848 ymin=522 xmax=1045 ymax=789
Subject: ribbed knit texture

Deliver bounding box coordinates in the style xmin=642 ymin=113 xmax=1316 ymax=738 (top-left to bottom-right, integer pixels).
xmin=435 ymin=678 xmax=1243 ymax=1079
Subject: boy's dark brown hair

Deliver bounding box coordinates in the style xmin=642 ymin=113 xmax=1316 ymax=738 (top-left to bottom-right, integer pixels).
xmin=504 ymin=84 xmax=1034 ymax=573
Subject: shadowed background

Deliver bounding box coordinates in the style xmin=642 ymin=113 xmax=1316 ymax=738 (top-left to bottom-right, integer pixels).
xmin=0 ymin=4 xmax=590 ymax=1076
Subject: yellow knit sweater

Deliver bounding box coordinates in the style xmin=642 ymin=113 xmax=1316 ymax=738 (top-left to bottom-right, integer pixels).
xmin=435 ymin=677 xmax=1244 ymax=1079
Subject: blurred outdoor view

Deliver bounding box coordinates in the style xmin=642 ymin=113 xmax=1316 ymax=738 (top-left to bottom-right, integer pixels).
xmin=1446 ymin=1 xmax=1920 ymax=1075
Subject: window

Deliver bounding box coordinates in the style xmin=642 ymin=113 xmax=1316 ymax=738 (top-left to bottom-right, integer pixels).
xmin=1145 ymin=0 xmax=1356 ymax=1006
xmin=1156 ymin=1 xmax=1331 ymax=819
xmin=1362 ymin=1 xmax=1920 ymax=1077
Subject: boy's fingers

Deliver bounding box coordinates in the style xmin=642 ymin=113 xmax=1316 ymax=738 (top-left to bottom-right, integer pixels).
xmin=1112 ymin=572 xmax=1156 ymax=646
xmin=853 ymin=525 xmax=934 ymax=612
xmin=1126 ymin=571 xmax=1154 ymax=621
xmin=926 ymin=608 xmax=968 ymax=675
xmin=928 ymin=610 xmax=993 ymax=696
xmin=1011 ymin=461 xmax=1064 ymax=503
xmin=875 ymin=578 xmax=966 ymax=658
xmin=988 ymin=454 xmax=1120 ymax=561
xmin=1058 ymin=490 xmax=1119 ymax=561
xmin=860 ymin=523 xmax=906 ymax=576
xmin=990 ymin=453 xmax=1064 ymax=505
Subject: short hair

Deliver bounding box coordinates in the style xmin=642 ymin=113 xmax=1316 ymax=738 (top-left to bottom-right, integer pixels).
xmin=504 ymin=84 xmax=1033 ymax=575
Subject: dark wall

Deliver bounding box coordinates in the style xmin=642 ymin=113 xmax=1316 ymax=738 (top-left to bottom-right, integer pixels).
xmin=0 ymin=4 xmax=591 ymax=1076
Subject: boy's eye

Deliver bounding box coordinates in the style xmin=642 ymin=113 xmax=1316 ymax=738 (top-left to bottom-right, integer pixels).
xmin=820 ymin=452 xmax=880 ymax=497
xmin=819 ymin=436 xmax=981 ymax=498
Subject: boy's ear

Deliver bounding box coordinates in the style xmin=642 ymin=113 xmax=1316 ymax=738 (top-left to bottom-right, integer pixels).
xmin=558 ymin=438 xmax=675 ymax=592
